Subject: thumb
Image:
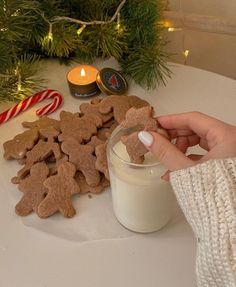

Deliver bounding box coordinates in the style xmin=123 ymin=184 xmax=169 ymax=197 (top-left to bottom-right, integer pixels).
xmin=138 ymin=131 xmax=193 ymax=171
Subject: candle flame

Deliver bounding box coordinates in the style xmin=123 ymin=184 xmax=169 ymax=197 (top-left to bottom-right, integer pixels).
xmin=80 ymin=68 xmax=86 ymax=77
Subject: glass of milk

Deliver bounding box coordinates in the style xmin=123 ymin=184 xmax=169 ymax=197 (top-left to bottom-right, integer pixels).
xmin=107 ymin=126 xmax=174 ymax=233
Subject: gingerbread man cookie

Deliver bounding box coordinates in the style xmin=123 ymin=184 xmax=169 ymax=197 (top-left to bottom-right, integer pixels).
xmin=61 ymin=138 xmax=100 ymax=187
xmin=80 ymin=101 xmax=113 ymax=127
xmin=59 ymin=115 xmax=98 ymax=143
xmin=17 ymin=130 xmax=61 ymax=179
xmin=15 ymin=162 xmax=49 ymax=216
xmin=3 ymin=127 xmax=39 ymax=160
xmin=120 ymin=106 xmax=168 ymax=163
xmin=59 ymin=110 xmax=80 ymax=121
xmin=22 ymin=116 xmax=61 ymax=132
xmin=38 ymin=162 xmax=80 ymax=218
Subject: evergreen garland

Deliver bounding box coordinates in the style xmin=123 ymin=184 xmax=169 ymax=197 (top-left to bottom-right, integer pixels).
xmin=0 ymin=0 xmax=170 ymax=102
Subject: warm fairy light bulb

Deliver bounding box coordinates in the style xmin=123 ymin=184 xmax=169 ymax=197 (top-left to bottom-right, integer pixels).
xmin=77 ymin=24 xmax=86 ymax=36
xmin=17 ymin=83 xmax=22 ymax=92
xmin=11 ymin=9 xmax=20 ymax=17
xmin=48 ymin=32 xmax=53 ymax=41
xmin=168 ymin=27 xmax=182 ymax=32
xmin=168 ymin=27 xmax=174 ymax=32
xmin=80 ymin=68 xmax=86 ymax=77
xmin=183 ymin=49 xmax=190 ymax=58
xmin=116 ymin=12 xmax=123 ymax=32
xmin=47 ymin=23 xmax=53 ymax=41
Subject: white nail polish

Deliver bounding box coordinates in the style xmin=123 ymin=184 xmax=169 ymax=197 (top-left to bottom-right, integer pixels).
xmin=138 ymin=131 xmax=153 ymax=147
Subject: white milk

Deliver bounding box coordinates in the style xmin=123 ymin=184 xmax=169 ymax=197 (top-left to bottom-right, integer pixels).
xmin=108 ymin=141 xmax=173 ymax=233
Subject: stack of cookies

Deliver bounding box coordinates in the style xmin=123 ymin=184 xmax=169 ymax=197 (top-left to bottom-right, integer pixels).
xmin=3 ymin=95 xmax=150 ymax=218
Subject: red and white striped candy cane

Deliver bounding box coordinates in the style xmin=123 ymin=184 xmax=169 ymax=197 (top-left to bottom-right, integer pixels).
xmin=0 ymin=89 xmax=63 ymax=125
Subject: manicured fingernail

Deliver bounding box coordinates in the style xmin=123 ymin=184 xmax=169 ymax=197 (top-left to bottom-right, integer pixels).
xmin=138 ymin=131 xmax=153 ymax=147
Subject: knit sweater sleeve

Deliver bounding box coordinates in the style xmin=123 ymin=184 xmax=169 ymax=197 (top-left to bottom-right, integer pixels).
xmin=170 ymin=158 xmax=236 ymax=287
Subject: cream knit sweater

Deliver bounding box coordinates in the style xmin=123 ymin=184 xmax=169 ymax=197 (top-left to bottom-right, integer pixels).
xmin=170 ymin=158 xmax=236 ymax=287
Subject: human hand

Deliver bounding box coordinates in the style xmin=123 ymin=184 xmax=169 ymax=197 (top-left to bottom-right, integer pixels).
xmin=138 ymin=112 xmax=236 ymax=179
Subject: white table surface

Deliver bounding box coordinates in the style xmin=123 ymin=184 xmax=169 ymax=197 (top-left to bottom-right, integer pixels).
xmin=1 ymin=58 xmax=236 ymax=287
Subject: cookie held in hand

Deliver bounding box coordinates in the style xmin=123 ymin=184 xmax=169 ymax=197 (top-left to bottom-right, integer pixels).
xmin=120 ymin=106 xmax=169 ymax=164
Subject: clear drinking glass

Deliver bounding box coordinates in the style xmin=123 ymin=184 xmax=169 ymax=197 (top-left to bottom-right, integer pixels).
xmin=107 ymin=126 xmax=174 ymax=233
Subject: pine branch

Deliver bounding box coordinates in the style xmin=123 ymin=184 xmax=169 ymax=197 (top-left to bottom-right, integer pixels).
xmin=0 ymin=54 xmax=47 ymax=102
xmin=120 ymin=43 xmax=172 ymax=89
xmin=120 ymin=0 xmax=171 ymax=88
xmin=41 ymin=23 xmax=79 ymax=58
xmin=0 ymin=0 xmax=171 ymax=102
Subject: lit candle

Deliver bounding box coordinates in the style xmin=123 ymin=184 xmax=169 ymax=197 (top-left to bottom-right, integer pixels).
xmin=67 ymin=65 xmax=100 ymax=98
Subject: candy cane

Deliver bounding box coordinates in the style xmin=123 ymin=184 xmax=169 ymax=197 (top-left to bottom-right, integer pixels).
xmin=0 ymin=89 xmax=63 ymax=125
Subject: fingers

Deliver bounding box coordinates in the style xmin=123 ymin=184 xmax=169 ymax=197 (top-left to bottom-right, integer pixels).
xmin=175 ymin=134 xmax=200 ymax=153
xmin=160 ymin=154 xmax=204 ymax=181
xmin=157 ymin=112 xmax=224 ymax=138
xmin=138 ymin=131 xmax=194 ymax=171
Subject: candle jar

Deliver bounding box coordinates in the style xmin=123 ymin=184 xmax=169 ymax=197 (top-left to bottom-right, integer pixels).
xmin=107 ymin=126 xmax=174 ymax=233
xmin=67 ymin=65 xmax=100 ymax=98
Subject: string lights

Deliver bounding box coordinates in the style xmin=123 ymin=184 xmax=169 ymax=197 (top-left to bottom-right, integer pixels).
xmin=14 ymin=63 xmax=22 ymax=93
xmin=165 ymin=0 xmax=190 ymax=65
xmin=47 ymin=23 xmax=53 ymax=41
xmin=36 ymin=0 xmax=126 ymax=43
xmin=117 ymin=12 xmax=121 ymax=30
xmin=77 ymin=24 xmax=86 ymax=36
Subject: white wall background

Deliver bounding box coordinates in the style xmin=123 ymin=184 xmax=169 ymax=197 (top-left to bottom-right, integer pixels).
xmin=165 ymin=0 xmax=236 ymax=79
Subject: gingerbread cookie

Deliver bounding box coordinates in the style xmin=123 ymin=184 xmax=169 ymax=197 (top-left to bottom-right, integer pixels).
xmin=120 ymin=106 xmax=168 ymax=163
xmin=95 ymin=142 xmax=109 ymax=180
xmin=128 ymin=95 xmax=150 ymax=110
xmin=61 ymin=138 xmax=100 ymax=187
xmin=3 ymin=127 xmax=39 ymax=160
xmin=80 ymin=101 xmax=113 ymax=126
xmin=15 ymin=162 xmax=49 ymax=216
xmin=17 ymin=132 xmax=61 ymax=179
xmin=39 ymin=126 xmax=60 ymax=140
xmin=121 ymin=106 xmax=157 ymax=130
xmin=90 ymin=97 xmax=101 ymax=105
xmin=75 ymin=172 xmax=109 ymax=194
xmin=49 ymin=154 xmax=69 ymax=175
xmin=59 ymin=110 xmax=80 ymax=121
xmin=121 ymin=132 xmax=146 ymax=164
xmin=38 ymin=162 xmax=80 ymax=218
xmin=59 ymin=115 xmax=98 ymax=143
xmin=22 ymin=116 xmax=60 ymax=132
xmin=99 ymin=95 xmax=149 ymax=123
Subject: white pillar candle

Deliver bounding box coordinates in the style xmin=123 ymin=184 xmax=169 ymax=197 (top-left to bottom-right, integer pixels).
xmin=108 ymin=140 xmax=174 ymax=233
